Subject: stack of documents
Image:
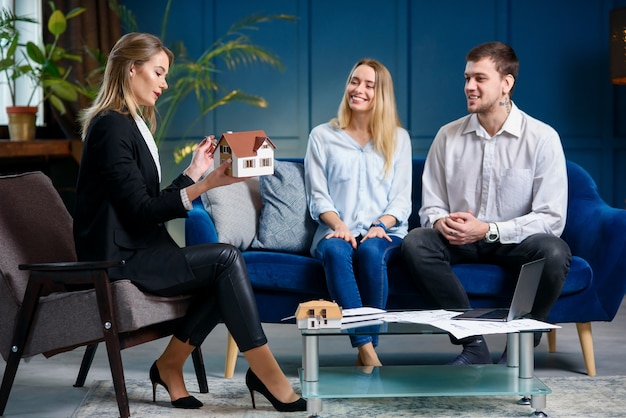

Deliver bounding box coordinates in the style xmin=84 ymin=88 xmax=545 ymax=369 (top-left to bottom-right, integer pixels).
xmin=341 ymin=307 xmax=386 ymax=328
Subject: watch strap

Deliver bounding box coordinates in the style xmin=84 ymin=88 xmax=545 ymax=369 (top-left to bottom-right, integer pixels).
xmin=370 ymin=220 xmax=387 ymax=232
xmin=485 ymin=222 xmax=499 ymax=243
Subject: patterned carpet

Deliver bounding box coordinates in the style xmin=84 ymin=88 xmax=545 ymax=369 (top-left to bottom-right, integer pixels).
xmin=72 ymin=375 xmax=626 ymax=417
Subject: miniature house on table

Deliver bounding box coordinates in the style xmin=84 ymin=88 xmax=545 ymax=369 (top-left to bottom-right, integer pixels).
xmin=295 ymin=300 xmax=342 ymax=330
xmin=215 ymin=130 xmax=276 ymax=177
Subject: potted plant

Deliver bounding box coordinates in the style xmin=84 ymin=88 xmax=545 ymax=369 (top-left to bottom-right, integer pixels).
xmin=165 ymin=14 xmax=295 ymax=163
xmin=1 ymin=9 xmax=37 ymax=141
xmin=0 ymin=3 xmax=86 ymax=141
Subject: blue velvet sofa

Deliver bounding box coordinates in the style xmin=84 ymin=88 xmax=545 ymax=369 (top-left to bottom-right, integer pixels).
xmin=186 ymin=158 xmax=626 ymax=377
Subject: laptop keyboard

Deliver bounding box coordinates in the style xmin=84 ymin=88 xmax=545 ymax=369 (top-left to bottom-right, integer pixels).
xmin=478 ymin=309 xmax=510 ymax=319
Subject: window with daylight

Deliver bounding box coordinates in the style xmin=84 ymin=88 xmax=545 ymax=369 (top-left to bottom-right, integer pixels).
xmin=0 ymin=0 xmax=43 ymax=126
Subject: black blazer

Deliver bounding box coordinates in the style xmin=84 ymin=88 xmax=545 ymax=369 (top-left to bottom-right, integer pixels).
xmin=73 ymin=110 xmax=195 ymax=293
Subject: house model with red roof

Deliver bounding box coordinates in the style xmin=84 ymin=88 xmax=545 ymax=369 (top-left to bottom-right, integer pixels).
xmin=215 ymin=130 xmax=276 ymax=177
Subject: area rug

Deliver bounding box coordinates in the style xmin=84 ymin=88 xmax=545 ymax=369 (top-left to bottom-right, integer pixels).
xmin=72 ymin=375 xmax=626 ymax=417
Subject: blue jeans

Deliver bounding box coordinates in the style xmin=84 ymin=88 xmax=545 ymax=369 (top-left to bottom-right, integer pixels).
xmin=315 ymin=235 xmax=403 ymax=348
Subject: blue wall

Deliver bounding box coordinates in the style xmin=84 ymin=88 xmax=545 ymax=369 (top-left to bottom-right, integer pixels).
xmin=123 ymin=0 xmax=626 ymax=209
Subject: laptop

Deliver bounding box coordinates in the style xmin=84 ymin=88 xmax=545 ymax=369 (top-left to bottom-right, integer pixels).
xmin=453 ymin=258 xmax=545 ymax=322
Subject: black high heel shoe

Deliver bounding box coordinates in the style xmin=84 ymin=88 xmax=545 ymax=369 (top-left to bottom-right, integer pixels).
xmin=245 ymin=368 xmax=306 ymax=412
xmin=149 ymin=361 xmax=203 ymax=409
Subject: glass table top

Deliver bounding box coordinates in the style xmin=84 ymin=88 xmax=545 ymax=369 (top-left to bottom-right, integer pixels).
xmin=300 ymin=321 xmax=443 ymax=336
xmin=299 ymin=314 xmax=551 ymax=336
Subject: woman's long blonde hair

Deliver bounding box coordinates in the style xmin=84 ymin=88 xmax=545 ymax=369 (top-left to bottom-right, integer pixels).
xmin=79 ymin=32 xmax=173 ymax=140
xmin=331 ymin=58 xmax=402 ymax=175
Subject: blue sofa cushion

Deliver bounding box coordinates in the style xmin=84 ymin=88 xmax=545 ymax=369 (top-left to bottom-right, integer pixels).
xmin=251 ymin=161 xmax=316 ymax=254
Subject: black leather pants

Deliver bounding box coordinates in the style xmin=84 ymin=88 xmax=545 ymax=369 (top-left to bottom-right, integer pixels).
xmin=156 ymin=243 xmax=267 ymax=351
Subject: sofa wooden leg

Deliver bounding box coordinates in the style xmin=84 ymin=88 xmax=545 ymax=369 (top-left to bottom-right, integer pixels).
xmin=224 ymin=331 xmax=239 ymax=379
xmin=547 ymin=329 xmax=556 ymax=353
xmin=576 ymin=322 xmax=596 ymax=377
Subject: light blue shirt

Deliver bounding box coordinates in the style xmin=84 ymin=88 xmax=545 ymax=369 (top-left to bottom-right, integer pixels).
xmin=304 ymin=122 xmax=412 ymax=255
xmin=420 ymin=103 xmax=568 ymax=243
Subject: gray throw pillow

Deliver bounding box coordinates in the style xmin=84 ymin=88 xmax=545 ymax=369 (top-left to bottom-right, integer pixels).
xmin=200 ymin=177 xmax=261 ymax=251
xmin=251 ymin=161 xmax=316 ymax=254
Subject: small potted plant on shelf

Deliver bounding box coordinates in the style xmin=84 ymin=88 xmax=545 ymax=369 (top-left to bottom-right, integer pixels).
xmin=0 ymin=3 xmax=86 ymax=141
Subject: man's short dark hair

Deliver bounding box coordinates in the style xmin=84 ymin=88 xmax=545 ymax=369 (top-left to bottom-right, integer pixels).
xmin=466 ymin=42 xmax=519 ymax=95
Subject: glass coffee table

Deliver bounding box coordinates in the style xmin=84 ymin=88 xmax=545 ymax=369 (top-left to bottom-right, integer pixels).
xmin=299 ymin=321 xmax=551 ymax=417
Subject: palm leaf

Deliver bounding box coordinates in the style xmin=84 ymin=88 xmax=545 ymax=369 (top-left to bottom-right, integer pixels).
xmin=107 ymin=0 xmax=137 ymax=32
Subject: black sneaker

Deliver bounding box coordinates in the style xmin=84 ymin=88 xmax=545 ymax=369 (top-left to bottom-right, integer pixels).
xmin=449 ymin=337 xmax=491 ymax=365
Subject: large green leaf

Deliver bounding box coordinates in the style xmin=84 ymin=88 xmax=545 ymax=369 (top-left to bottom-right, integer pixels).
xmin=0 ymin=57 xmax=14 ymax=71
xmin=45 ymin=79 xmax=78 ymax=101
xmin=64 ymin=7 xmax=86 ymax=20
xmin=60 ymin=52 xmax=82 ymax=62
xmin=6 ymin=35 xmax=18 ymax=60
xmin=48 ymin=93 xmax=67 ymax=114
xmin=42 ymin=60 xmax=62 ymax=78
xmin=25 ymin=42 xmax=45 ymax=65
xmin=47 ymin=10 xmax=66 ymax=37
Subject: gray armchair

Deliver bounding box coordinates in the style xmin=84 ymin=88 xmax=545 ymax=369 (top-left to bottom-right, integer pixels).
xmin=0 ymin=171 xmax=208 ymax=418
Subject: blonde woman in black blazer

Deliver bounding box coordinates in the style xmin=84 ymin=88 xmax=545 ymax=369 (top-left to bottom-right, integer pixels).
xmin=74 ymin=32 xmax=305 ymax=412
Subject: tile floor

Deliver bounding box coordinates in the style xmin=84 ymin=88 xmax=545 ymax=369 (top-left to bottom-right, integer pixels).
xmin=2 ymin=296 xmax=625 ymax=417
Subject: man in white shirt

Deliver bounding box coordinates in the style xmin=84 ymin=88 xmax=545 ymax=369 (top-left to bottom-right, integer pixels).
xmin=401 ymin=41 xmax=572 ymax=365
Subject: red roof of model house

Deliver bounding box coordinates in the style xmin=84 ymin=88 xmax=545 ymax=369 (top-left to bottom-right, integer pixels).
xmin=218 ymin=130 xmax=276 ymax=157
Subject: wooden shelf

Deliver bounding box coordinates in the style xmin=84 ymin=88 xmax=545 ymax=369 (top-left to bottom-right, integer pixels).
xmin=0 ymin=139 xmax=82 ymax=213
xmin=0 ymin=139 xmax=82 ymax=164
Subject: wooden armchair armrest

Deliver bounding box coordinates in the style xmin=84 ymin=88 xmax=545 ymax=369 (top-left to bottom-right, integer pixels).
xmin=19 ymin=260 xmax=122 ymax=271
xmin=18 ymin=260 xmax=123 ymax=295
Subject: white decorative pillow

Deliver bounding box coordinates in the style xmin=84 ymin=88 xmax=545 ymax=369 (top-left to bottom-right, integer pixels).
xmin=200 ymin=177 xmax=261 ymax=251
xmin=251 ymin=161 xmax=317 ymax=254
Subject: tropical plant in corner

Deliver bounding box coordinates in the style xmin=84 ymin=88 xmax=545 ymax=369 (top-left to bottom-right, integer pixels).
xmin=112 ymin=0 xmax=295 ymax=162
xmin=0 ymin=9 xmax=37 ymax=107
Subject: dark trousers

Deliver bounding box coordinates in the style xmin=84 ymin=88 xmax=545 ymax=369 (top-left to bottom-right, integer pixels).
xmin=401 ymin=229 xmax=571 ymax=322
xmin=153 ymin=243 xmax=267 ymax=352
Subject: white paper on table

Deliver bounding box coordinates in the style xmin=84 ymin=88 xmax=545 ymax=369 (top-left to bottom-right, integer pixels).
xmin=381 ymin=309 xmax=560 ymax=340
xmin=342 ymin=307 xmax=386 ymax=317
xmin=430 ymin=317 xmax=560 ymax=340
xmin=383 ymin=309 xmax=459 ymax=323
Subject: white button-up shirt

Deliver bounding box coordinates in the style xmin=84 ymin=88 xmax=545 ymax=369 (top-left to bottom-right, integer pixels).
xmin=420 ymin=103 xmax=568 ymax=244
xmin=305 ymin=122 xmax=413 ymax=254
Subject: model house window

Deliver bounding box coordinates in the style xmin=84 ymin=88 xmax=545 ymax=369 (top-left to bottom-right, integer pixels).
xmin=244 ymin=159 xmax=255 ymax=168
xmin=0 ymin=0 xmax=43 ymax=126
xmin=221 ymin=145 xmax=231 ymax=154
xmin=261 ymin=158 xmax=272 ymax=167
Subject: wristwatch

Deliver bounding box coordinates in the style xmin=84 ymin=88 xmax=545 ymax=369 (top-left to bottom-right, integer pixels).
xmin=370 ymin=220 xmax=387 ymax=232
xmin=484 ymin=223 xmax=499 ymax=243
